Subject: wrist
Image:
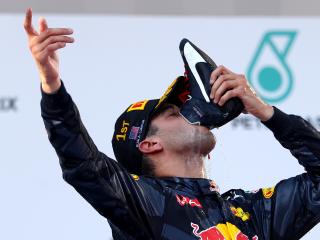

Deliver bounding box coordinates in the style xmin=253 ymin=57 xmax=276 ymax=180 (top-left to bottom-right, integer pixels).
xmin=256 ymin=104 xmax=274 ymax=122
xmin=41 ymin=79 xmax=61 ymax=94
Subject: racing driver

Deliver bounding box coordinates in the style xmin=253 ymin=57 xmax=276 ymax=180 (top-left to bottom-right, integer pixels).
xmin=24 ymin=8 xmax=320 ymax=240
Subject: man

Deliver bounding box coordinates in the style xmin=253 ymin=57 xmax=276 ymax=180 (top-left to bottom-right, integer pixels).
xmin=24 ymin=8 xmax=320 ymax=240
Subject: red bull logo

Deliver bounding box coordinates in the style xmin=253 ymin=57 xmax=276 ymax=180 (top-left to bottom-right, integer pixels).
xmin=191 ymin=222 xmax=258 ymax=240
xmin=191 ymin=223 xmax=225 ymax=240
xmin=176 ymin=194 xmax=202 ymax=208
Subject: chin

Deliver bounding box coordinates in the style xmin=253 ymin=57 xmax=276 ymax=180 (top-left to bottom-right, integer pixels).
xmin=196 ymin=129 xmax=216 ymax=155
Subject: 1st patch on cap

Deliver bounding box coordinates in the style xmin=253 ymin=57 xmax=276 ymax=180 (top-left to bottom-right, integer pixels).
xmin=127 ymin=100 xmax=149 ymax=112
xmin=116 ymin=120 xmax=130 ymax=141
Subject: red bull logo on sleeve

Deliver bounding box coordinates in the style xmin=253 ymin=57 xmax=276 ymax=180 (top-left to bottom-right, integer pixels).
xmin=191 ymin=222 xmax=258 ymax=240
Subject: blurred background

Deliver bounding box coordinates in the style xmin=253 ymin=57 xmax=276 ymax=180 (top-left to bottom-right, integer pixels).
xmin=2 ymin=0 xmax=320 ymax=15
xmin=1 ymin=0 xmax=320 ymax=239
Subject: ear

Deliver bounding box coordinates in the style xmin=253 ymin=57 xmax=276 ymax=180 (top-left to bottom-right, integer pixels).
xmin=139 ymin=137 xmax=163 ymax=154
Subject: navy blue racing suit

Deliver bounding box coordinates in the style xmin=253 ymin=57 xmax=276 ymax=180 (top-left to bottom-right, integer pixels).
xmin=41 ymin=82 xmax=320 ymax=240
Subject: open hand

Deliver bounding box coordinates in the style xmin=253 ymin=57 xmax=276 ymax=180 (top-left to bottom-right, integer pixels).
xmin=24 ymin=8 xmax=74 ymax=93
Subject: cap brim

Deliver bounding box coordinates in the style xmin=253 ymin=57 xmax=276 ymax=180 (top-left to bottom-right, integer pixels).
xmin=154 ymin=76 xmax=187 ymax=111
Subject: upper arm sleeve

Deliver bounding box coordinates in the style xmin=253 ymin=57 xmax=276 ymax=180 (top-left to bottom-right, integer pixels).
xmin=40 ymin=82 xmax=162 ymax=238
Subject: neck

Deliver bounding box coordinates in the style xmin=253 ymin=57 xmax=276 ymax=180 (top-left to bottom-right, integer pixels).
xmin=153 ymin=151 xmax=207 ymax=178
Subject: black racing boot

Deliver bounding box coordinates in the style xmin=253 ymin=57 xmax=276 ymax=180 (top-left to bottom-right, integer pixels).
xmin=179 ymin=38 xmax=244 ymax=129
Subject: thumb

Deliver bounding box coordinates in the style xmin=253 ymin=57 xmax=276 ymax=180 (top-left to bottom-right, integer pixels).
xmin=39 ymin=17 xmax=48 ymax=33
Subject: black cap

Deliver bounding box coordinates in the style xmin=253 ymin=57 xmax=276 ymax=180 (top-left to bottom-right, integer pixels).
xmin=112 ymin=76 xmax=188 ymax=175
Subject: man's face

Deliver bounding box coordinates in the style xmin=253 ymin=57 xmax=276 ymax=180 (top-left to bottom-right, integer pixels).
xmin=149 ymin=104 xmax=216 ymax=156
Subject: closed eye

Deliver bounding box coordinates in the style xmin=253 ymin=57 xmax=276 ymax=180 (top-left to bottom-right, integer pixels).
xmin=167 ymin=109 xmax=180 ymax=117
xmin=169 ymin=111 xmax=179 ymax=116
xmin=155 ymin=104 xmax=180 ymax=118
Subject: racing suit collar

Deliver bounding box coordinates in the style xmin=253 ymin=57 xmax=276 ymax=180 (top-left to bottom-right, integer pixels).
xmin=156 ymin=177 xmax=220 ymax=196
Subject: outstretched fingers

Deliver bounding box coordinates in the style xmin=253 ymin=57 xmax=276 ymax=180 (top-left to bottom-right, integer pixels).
xmin=29 ymin=31 xmax=74 ymax=65
xmin=36 ymin=42 xmax=67 ymax=64
xmin=39 ymin=17 xmax=48 ymax=33
xmin=32 ymin=28 xmax=74 ymax=46
xmin=34 ymin=34 xmax=74 ymax=53
xmin=24 ymin=8 xmax=74 ymax=57
xmin=24 ymin=8 xmax=75 ymax=93
xmin=24 ymin=8 xmax=38 ymax=37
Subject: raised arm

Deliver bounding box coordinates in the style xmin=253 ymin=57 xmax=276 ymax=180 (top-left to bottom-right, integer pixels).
xmin=24 ymin=9 xmax=159 ymax=238
xmin=260 ymin=107 xmax=320 ymax=240
xmin=235 ymin=108 xmax=320 ymax=240
xmin=211 ymin=66 xmax=320 ymax=239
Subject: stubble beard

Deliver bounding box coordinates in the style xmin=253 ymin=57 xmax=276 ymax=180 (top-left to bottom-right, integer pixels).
xmin=189 ymin=127 xmax=216 ymax=156
xmin=165 ymin=126 xmax=215 ymax=156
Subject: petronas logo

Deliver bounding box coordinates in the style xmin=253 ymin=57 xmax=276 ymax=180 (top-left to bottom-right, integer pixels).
xmin=247 ymin=31 xmax=297 ymax=103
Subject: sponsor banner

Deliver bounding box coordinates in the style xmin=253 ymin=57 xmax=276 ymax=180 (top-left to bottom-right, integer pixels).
xmin=0 ymin=96 xmax=18 ymax=112
xmin=231 ymin=114 xmax=320 ymax=130
xmin=1 ymin=15 xmax=320 ymax=240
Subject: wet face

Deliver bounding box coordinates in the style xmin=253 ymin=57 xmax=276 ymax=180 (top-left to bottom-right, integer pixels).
xmin=149 ymin=104 xmax=216 ymax=156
